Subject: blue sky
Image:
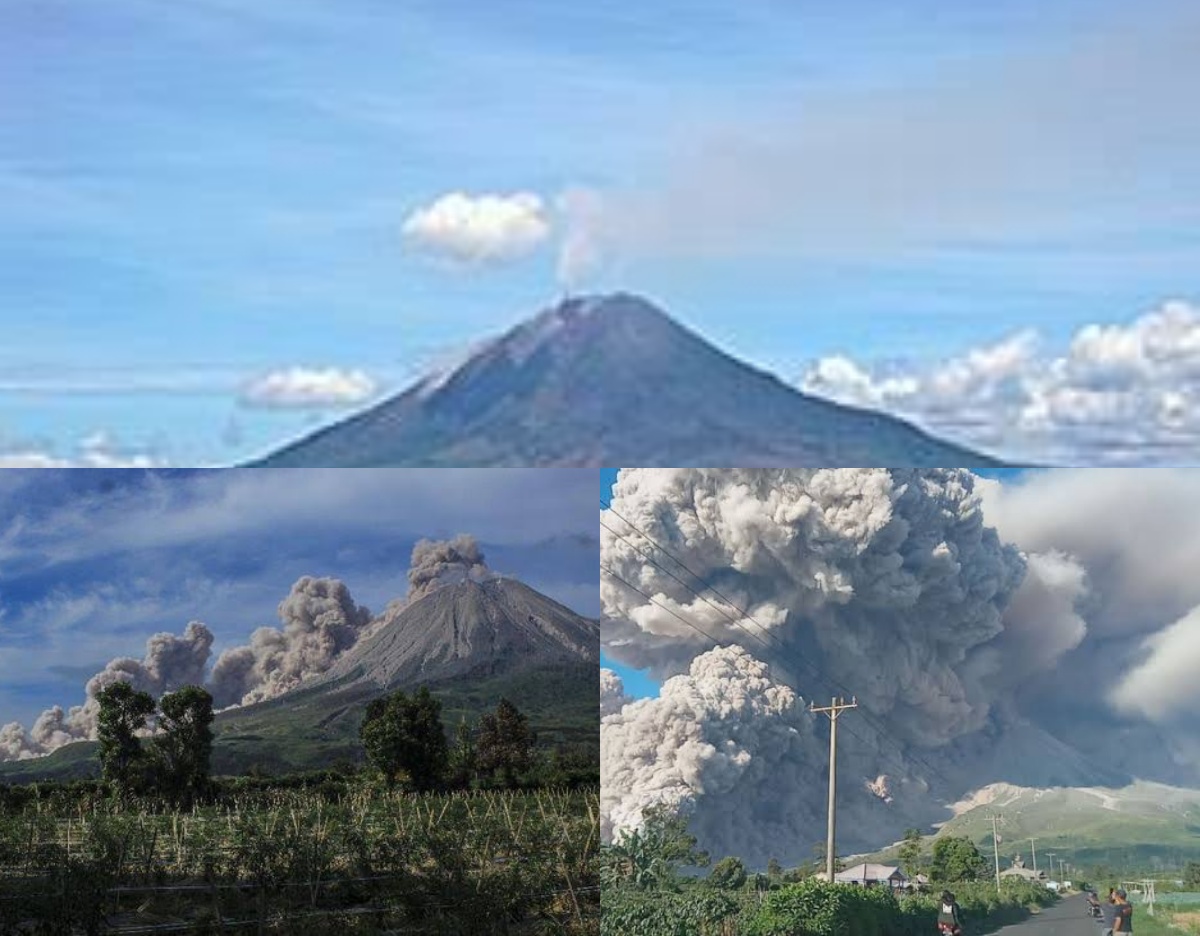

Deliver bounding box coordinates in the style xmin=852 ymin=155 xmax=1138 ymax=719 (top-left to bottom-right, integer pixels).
xmin=2 ymin=0 xmax=1199 ymax=464
xmin=0 ymin=467 xmax=598 ymax=728
xmin=600 ymin=467 xmax=1031 ymax=700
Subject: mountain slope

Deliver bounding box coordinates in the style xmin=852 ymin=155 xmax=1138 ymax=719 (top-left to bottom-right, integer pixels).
xmin=250 ymin=293 xmax=1006 ymax=467
xmin=0 ymin=579 xmax=598 ymax=782
xmin=856 ymin=780 xmax=1200 ymax=871
xmin=317 ymin=577 xmax=599 ymax=691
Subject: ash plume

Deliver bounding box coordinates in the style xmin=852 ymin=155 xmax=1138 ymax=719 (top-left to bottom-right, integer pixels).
xmin=601 ymin=645 xmax=828 ymax=866
xmin=209 ymin=576 xmax=371 ymax=707
xmin=600 ymin=468 xmax=1099 ymax=863
xmin=1 ymin=621 xmax=214 ymax=760
xmin=600 ymin=668 xmax=630 ymax=717
xmin=406 ymin=534 xmax=493 ymax=602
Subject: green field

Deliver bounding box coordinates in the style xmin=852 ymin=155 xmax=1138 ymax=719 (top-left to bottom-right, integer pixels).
xmin=0 ymin=785 xmax=599 ymax=934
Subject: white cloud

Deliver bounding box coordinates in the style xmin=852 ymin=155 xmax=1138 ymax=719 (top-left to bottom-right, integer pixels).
xmin=0 ymin=431 xmax=165 ymax=468
xmin=239 ymin=366 xmax=378 ymax=409
xmin=801 ymin=300 xmax=1200 ymax=464
xmin=402 ymin=191 xmax=551 ymax=265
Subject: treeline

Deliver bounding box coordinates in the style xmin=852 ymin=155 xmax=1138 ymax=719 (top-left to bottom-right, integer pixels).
xmin=600 ymin=810 xmax=1057 ymax=936
xmin=1 ymin=684 xmax=595 ymax=812
xmin=359 ymin=686 xmax=594 ymax=791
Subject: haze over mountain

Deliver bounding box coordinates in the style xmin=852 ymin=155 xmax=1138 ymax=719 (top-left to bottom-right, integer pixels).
xmin=252 ymin=294 xmax=1005 ymax=468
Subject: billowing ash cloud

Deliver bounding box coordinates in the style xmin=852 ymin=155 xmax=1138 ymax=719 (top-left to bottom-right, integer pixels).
xmin=601 ymin=645 xmax=828 ymax=866
xmin=209 ymin=576 xmax=372 ymax=707
xmin=600 ymin=668 xmax=630 ymax=717
xmin=600 ymin=468 xmax=1106 ymax=863
xmin=406 ymin=534 xmax=493 ymax=602
xmin=3 ymin=536 xmax=497 ymax=761
xmin=1 ymin=621 xmax=214 ymax=760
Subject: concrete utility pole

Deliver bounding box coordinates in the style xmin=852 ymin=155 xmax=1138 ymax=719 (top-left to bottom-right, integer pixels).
xmin=810 ymin=696 xmax=858 ymax=883
xmin=1030 ymin=838 xmax=1038 ymax=875
xmin=986 ymin=814 xmax=1004 ymax=894
xmin=1046 ymin=853 xmax=1056 ymax=883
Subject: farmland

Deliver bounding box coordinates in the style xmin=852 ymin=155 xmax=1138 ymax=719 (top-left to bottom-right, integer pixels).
xmin=0 ymin=784 xmax=599 ymax=935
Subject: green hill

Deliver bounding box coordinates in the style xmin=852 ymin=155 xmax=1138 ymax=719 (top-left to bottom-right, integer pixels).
xmin=855 ymin=781 xmax=1200 ymax=873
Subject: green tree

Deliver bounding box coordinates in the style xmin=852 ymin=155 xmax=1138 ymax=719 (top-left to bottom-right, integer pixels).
xmin=446 ymin=714 xmax=478 ymax=789
xmin=476 ymin=697 xmax=535 ymax=787
xmin=930 ymin=835 xmax=989 ymax=883
xmin=899 ymin=827 xmax=924 ymax=878
xmin=709 ymin=856 xmax=748 ymax=890
xmin=359 ymin=685 xmax=448 ymax=791
xmin=96 ymin=681 xmax=155 ymax=793
xmin=1184 ymin=860 xmax=1200 ymax=888
xmin=767 ymin=857 xmax=783 ymax=881
xmin=600 ymin=805 xmax=710 ymax=889
xmin=151 ymin=686 xmax=214 ymax=806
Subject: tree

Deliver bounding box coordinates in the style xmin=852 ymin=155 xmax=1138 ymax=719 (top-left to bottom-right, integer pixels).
xmin=709 ymin=856 xmax=748 ymax=890
xmin=96 ymin=681 xmax=155 ymax=793
xmin=766 ymin=857 xmax=783 ymax=881
xmin=151 ymin=686 xmax=214 ymax=806
xmin=600 ymin=805 xmax=710 ymax=889
xmin=476 ymin=698 xmax=535 ymax=787
xmin=359 ymin=686 xmax=448 ymax=791
xmin=1184 ymin=861 xmax=1200 ymax=888
xmin=899 ymin=828 xmax=924 ymax=878
xmin=811 ymin=841 xmax=846 ymax=875
xmin=447 ymin=714 xmax=478 ymax=788
xmin=930 ymin=836 xmax=989 ymax=883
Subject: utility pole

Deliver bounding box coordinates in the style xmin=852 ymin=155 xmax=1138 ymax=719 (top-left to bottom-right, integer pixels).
xmin=1047 ymin=853 xmax=1056 ymax=884
xmin=810 ymin=696 xmax=858 ymax=883
xmin=1030 ymin=838 xmax=1038 ymax=876
xmin=986 ymin=815 xmax=1004 ymax=894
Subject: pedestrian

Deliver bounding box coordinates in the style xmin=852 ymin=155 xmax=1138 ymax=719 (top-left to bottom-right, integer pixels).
xmin=938 ymin=890 xmax=964 ymax=936
xmin=1112 ymin=888 xmax=1134 ymax=935
xmin=1100 ymin=889 xmax=1118 ymax=936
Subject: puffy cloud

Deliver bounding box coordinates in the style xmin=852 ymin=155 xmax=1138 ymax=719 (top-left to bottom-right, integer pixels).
xmin=240 ymin=367 xmax=377 ymax=409
xmin=402 ymin=191 xmax=551 ymax=265
xmin=801 ymin=300 xmax=1200 ymax=463
xmin=208 ymin=576 xmax=372 ymax=708
xmin=0 ymin=431 xmax=165 ymax=468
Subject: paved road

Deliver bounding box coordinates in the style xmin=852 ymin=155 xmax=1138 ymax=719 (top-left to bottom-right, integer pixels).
xmin=985 ymin=895 xmax=1115 ymax=936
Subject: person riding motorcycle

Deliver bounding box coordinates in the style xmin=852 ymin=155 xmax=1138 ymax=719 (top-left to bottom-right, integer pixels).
xmin=938 ymin=891 xmax=964 ymax=936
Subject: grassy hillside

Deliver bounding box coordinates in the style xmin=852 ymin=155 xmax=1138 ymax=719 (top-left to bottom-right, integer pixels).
xmin=855 ymin=781 xmax=1200 ymax=871
xmin=0 ymin=661 xmax=597 ymax=782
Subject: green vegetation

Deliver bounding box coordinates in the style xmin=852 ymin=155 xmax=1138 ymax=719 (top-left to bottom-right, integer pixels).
xmin=0 ymin=685 xmax=598 ymax=933
xmin=0 ymin=785 xmax=598 ymax=934
xmin=599 ymin=811 xmax=1056 ymax=936
xmin=360 ymin=685 xmax=450 ymax=790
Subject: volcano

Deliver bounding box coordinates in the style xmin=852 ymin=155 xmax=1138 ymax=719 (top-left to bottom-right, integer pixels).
xmin=317 ymin=577 xmax=599 ymax=692
xmin=250 ymin=293 xmax=1005 ymax=467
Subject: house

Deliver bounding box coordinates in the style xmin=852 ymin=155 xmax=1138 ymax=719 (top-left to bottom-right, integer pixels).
xmin=834 ymin=863 xmax=908 ymax=889
xmin=1001 ymin=867 xmax=1045 ymax=882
